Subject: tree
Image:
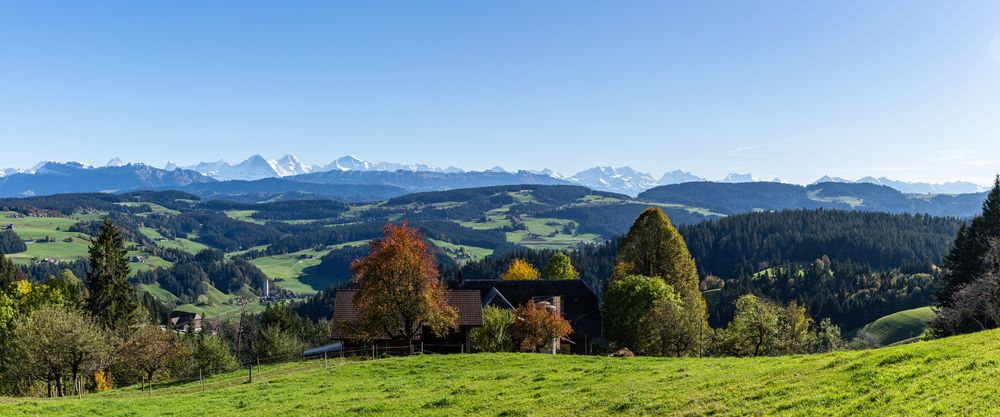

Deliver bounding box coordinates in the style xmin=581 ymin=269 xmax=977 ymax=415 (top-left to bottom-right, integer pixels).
xmin=613 ymin=208 xmax=708 ymax=353
xmin=724 ymin=294 xmax=780 ymax=357
xmin=0 ymin=252 xmax=24 ymax=290
xmin=470 ymin=306 xmax=515 ymax=352
xmin=349 ymin=222 xmax=458 ymax=352
xmin=543 ymin=252 xmax=579 ymax=280
xmin=813 ymin=318 xmax=844 ymax=353
xmin=192 ymin=335 xmax=239 ymax=375
xmin=13 ymin=304 xmax=108 ymax=397
xmin=501 ymin=258 xmax=540 ymax=280
xmin=650 ymin=292 xmax=700 ymax=356
xmin=777 ymin=302 xmax=816 ymax=355
xmin=257 ymin=326 xmax=305 ymax=360
xmin=87 ymin=220 xmax=138 ymax=334
xmin=125 ymin=325 xmax=189 ymax=388
xmin=603 ymin=275 xmax=672 ymax=354
xmin=512 ymin=301 xmax=572 ymax=353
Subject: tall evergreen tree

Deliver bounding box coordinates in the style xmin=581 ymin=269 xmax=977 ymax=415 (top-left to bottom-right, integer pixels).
xmin=938 ymin=176 xmax=1000 ymax=308
xmin=0 ymin=252 xmax=23 ymax=290
xmin=613 ymin=208 xmax=708 ymax=355
xmin=86 ymin=219 xmax=138 ymax=333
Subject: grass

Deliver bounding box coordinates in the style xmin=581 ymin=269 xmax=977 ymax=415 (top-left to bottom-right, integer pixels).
xmin=455 ymin=214 xmax=513 ymax=230
xmin=853 ymin=306 xmax=936 ymax=347
xmin=506 ymin=217 xmax=602 ymax=250
xmin=173 ymin=285 xmax=264 ymax=321
xmin=7 ymin=329 xmax=1000 ymax=415
xmin=1 ymin=212 xmax=93 ymax=264
xmin=224 ymin=210 xmax=264 ymax=225
xmin=428 ymin=238 xmax=493 ymax=262
xmin=138 ymin=282 xmax=180 ymax=304
xmin=140 ymin=227 xmax=210 ymax=254
xmin=116 ymin=202 xmax=180 ymax=216
xmin=249 ymin=242 xmax=367 ymax=293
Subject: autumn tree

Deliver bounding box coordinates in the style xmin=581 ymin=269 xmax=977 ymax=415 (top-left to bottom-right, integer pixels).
xmin=501 ymin=258 xmax=540 ymax=280
xmin=87 ymin=220 xmax=138 ymax=334
xmin=470 ymin=306 xmax=515 ymax=352
xmin=543 ymin=252 xmax=579 ymax=280
xmin=612 ymin=208 xmax=708 ymax=355
xmin=125 ymin=325 xmax=190 ymax=389
xmin=512 ymin=300 xmax=572 ymax=353
xmin=350 ymin=222 xmax=458 ymax=352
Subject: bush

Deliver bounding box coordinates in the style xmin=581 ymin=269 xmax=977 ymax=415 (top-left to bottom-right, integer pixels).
xmin=470 ymin=306 xmax=515 ymax=352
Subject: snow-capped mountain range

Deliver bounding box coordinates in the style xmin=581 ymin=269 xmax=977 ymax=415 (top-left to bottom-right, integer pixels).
xmin=0 ymin=154 xmax=990 ymax=196
xmin=811 ymin=175 xmax=988 ymax=194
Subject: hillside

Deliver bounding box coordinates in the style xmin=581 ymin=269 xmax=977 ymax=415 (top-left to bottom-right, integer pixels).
xmin=640 ymin=181 xmax=987 ymax=218
xmin=853 ymin=306 xmax=936 ymax=347
xmin=3 ymin=329 xmax=999 ymax=416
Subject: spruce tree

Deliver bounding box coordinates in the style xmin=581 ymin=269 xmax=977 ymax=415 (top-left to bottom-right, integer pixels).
xmin=938 ymin=176 xmax=1000 ymax=308
xmin=86 ymin=219 xmax=138 ymax=332
xmin=613 ymin=208 xmax=708 ymax=355
xmin=0 ymin=252 xmax=23 ymax=290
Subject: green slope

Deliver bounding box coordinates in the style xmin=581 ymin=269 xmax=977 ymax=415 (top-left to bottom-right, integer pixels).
xmin=854 ymin=306 xmax=936 ymax=347
xmin=5 ymin=329 xmax=1000 ymax=416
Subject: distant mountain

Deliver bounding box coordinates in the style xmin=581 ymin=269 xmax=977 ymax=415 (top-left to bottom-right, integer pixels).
xmin=639 ymin=181 xmax=987 ymax=218
xmin=322 ymin=155 xmax=462 ymax=173
xmin=721 ymin=173 xmax=760 ymax=183
xmin=812 ymin=175 xmax=988 ymax=194
xmin=291 ymin=169 xmax=570 ymax=194
xmin=0 ymin=162 xmax=214 ymax=197
xmin=659 ymin=170 xmax=705 ymax=185
xmin=180 ymin=178 xmax=403 ymax=203
xmin=105 ymin=157 xmax=127 ymax=167
xmin=568 ymin=166 xmax=658 ymax=196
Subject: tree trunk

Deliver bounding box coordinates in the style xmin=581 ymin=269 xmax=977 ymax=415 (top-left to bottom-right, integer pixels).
xmin=47 ymin=380 xmax=52 ymax=398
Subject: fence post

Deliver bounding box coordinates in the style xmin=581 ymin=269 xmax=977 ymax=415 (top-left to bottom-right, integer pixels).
xmin=324 ymin=352 xmax=328 ymax=368
xmin=200 ymin=368 xmax=204 ymax=387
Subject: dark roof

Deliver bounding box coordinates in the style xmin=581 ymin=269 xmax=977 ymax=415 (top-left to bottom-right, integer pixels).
xmin=450 ymin=280 xmax=602 ymax=339
xmin=331 ymin=290 xmax=483 ymax=340
xmin=303 ymin=342 xmax=343 ymax=357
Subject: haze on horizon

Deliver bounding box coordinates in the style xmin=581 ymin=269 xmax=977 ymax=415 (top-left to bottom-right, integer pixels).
xmin=2 ymin=1 xmax=1000 ymax=185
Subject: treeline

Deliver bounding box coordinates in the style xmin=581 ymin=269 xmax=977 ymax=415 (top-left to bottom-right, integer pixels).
xmin=457 ymin=209 xmax=957 ymax=330
xmin=1 ymin=230 xmax=26 ymax=254
xmin=680 ymin=209 xmax=960 ymax=278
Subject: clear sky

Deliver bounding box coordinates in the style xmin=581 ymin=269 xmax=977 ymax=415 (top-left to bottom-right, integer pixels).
xmin=2 ymin=1 xmax=1000 ymax=185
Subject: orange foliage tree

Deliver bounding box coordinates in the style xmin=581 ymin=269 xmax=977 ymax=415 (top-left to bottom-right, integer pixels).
xmin=513 ymin=301 xmax=572 ymax=352
xmin=501 ymin=258 xmax=540 ymax=280
xmin=350 ymin=222 xmax=458 ymax=352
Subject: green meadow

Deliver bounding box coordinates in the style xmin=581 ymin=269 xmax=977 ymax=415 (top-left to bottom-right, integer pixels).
xmin=3 ymin=328 xmax=1000 ymax=416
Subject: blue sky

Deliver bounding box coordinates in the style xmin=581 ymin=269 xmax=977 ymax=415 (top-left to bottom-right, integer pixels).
xmin=2 ymin=1 xmax=1000 ymax=184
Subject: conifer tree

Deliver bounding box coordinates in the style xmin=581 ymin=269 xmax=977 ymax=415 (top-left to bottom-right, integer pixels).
xmin=86 ymin=219 xmax=138 ymax=333
xmin=939 ymin=176 xmax=1000 ymax=308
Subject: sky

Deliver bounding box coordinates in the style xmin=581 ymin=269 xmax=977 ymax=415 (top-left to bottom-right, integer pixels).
xmin=2 ymin=1 xmax=1000 ymax=185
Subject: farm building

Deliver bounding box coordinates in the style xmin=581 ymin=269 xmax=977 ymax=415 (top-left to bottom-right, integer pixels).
xmin=330 ymin=289 xmax=484 ymax=354
xmin=169 ymin=311 xmax=203 ymax=333
xmin=449 ymin=279 xmax=603 ymax=355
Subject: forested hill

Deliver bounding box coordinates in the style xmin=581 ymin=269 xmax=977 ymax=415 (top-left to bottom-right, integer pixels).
xmin=639 ymin=181 xmax=987 ymax=217
xmin=454 ymin=209 xmax=961 ymax=329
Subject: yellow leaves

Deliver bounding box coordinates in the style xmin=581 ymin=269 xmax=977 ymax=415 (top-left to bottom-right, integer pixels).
xmin=14 ymin=279 xmax=32 ymax=296
xmin=94 ymin=370 xmax=114 ymax=391
xmin=501 ymin=258 xmax=540 ymax=280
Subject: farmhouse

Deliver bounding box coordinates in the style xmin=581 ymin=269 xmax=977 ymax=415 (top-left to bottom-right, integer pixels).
xmin=169 ymin=311 xmax=202 ymax=333
xmin=330 ymin=289 xmax=484 ymax=354
xmin=450 ymin=279 xmax=603 ymax=354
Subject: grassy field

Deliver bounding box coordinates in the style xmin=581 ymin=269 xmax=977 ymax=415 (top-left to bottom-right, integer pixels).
xmin=140 ymin=227 xmax=210 ymax=254
xmin=506 ymin=217 xmax=602 ymax=250
xmin=853 ymin=306 xmax=936 ymax=347
xmin=429 ymin=238 xmax=493 ymax=262
xmin=5 ymin=329 xmax=1000 ymax=416
xmin=249 ymin=242 xmax=367 ymax=293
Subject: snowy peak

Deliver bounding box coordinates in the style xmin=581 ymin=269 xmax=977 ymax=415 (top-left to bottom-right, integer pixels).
xmin=105 ymin=157 xmax=126 ymax=167
xmin=658 ymin=170 xmax=705 ymax=185
xmin=722 ymin=173 xmax=759 ymax=183
xmin=273 ymin=155 xmax=314 ymax=176
xmin=569 ymin=166 xmax=658 ymax=196
xmin=813 ymin=175 xmax=989 ymax=194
